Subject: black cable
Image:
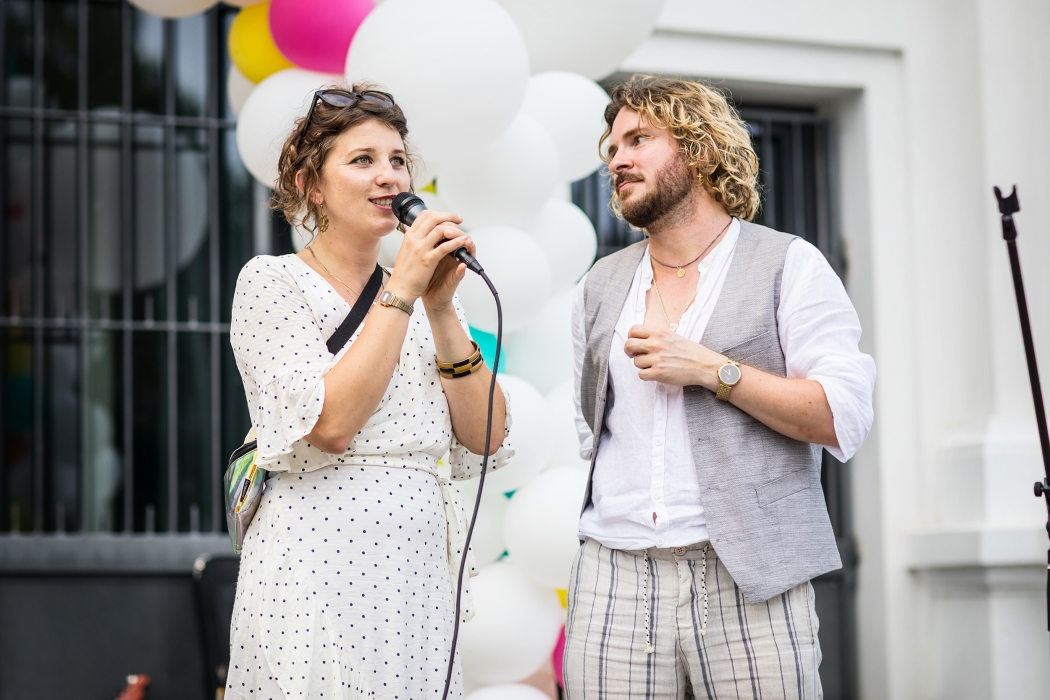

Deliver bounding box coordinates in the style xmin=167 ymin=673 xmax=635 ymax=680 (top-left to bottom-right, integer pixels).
xmin=441 ymin=271 xmax=502 ymax=700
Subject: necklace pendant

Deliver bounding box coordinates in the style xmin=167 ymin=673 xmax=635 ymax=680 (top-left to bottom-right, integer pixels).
xmin=676 ymin=267 xmax=685 ymax=278
xmin=669 ymin=322 xmax=678 ymax=331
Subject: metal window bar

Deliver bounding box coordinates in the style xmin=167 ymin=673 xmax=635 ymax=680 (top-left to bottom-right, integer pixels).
xmin=32 ymin=0 xmax=46 ymax=534
xmin=1 ymin=0 xmax=241 ymax=536
xmin=0 ymin=0 xmax=8 ymax=534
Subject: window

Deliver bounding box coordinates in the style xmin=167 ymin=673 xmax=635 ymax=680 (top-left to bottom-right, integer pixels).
xmin=1 ymin=0 xmax=255 ymax=536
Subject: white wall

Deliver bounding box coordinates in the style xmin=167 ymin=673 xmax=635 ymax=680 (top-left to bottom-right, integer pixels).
xmin=623 ymin=1 xmax=1050 ymax=697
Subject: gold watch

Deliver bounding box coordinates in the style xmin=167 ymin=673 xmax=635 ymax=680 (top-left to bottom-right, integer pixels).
xmin=715 ymin=359 xmax=741 ymax=401
xmin=377 ymin=290 xmax=413 ymax=316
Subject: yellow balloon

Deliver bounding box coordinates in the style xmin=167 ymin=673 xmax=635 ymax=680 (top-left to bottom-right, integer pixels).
xmin=556 ymin=588 xmax=568 ymax=609
xmin=228 ymin=2 xmax=293 ymax=84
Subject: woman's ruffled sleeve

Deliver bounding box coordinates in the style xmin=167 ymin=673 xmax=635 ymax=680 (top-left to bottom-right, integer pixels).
xmin=447 ymin=296 xmax=515 ymax=480
xmin=229 ymin=257 xmax=337 ymax=470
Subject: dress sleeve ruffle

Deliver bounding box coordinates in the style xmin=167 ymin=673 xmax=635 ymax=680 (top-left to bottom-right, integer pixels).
xmin=447 ymin=382 xmax=514 ymax=480
xmin=253 ymin=366 xmax=332 ymax=470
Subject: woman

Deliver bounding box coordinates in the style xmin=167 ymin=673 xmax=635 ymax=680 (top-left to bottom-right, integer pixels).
xmin=226 ymin=85 xmax=511 ymax=699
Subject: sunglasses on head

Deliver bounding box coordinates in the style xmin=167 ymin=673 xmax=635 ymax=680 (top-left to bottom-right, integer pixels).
xmin=296 ymin=89 xmax=396 ymax=150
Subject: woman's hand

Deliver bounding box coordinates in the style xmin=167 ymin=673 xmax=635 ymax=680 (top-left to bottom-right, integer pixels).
xmin=421 ymin=232 xmax=475 ymax=312
xmin=386 ymin=210 xmax=470 ymax=303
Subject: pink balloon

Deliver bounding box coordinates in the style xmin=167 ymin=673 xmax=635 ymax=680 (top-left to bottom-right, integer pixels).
xmin=552 ymin=626 xmax=566 ymax=688
xmin=270 ymin=0 xmax=374 ymax=74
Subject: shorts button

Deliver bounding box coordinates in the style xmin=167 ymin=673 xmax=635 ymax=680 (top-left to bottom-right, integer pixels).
xmin=673 ymin=547 xmax=686 ymax=556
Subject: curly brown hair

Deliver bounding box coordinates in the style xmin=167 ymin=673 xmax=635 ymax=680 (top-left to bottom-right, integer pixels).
xmin=600 ymin=75 xmax=760 ymax=222
xmin=272 ymin=83 xmax=416 ymax=242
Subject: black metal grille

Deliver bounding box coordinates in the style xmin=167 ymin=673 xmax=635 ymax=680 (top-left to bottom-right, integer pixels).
xmin=1 ymin=0 xmax=254 ymax=535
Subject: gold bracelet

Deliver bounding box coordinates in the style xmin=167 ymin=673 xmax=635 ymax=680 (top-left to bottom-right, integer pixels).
xmin=437 ymin=341 xmax=484 ymax=379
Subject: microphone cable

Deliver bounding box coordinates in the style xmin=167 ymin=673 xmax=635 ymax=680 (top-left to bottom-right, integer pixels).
xmin=388 ymin=191 xmax=502 ymax=697
xmin=441 ymin=269 xmax=501 ymax=700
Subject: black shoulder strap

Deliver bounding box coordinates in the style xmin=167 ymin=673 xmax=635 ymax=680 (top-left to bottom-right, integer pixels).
xmin=326 ymin=264 xmax=385 ymax=354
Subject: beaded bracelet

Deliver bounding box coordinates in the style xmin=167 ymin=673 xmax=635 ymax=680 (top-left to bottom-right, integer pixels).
xmin=437 ymin=341 xmax=484 ymax=379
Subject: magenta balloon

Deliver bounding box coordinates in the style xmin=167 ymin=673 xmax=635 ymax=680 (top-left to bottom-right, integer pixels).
xmin=270 ymin=0 xmax=374 ymax=74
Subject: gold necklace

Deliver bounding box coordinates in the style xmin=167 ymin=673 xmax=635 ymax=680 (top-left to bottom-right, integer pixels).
xmin=650 ymin=261 xmax=698 ymax=332
xmin=308 ymin=243 xmax=364 ymax=301
xmin=649 ymin=217 xmax=732 ymax=277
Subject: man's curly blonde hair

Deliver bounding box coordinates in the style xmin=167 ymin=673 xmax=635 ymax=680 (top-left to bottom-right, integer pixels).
xmin=600 ymin=75 xmax=760 ymax=222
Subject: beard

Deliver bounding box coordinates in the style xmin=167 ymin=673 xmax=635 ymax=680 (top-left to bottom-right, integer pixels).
xmin=615 ymin=155 xmax=694 ymax=230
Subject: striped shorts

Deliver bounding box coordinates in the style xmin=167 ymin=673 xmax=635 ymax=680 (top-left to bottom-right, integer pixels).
xmin=563 ymin=538 xmax=822 ymax=700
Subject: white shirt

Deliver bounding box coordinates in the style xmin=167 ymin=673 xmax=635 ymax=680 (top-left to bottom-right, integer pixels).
xmin=571 ymin=220 xmax=876 ymax=550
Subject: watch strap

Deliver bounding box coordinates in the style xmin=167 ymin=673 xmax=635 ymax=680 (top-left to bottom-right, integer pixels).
xmin=715 ymin=381 xmax=734 ymax=401
xmin=378 ymin=290 xmax=413 ymax=316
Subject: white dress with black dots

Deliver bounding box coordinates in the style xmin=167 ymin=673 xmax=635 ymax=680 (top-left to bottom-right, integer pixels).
xmin=225 ymin=254 xmax=513 ymax=700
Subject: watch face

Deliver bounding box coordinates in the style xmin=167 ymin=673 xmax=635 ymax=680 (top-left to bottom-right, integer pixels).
xmin=719 ymin=363 xmax=741 ymax=385
xmin=379 ymin=291 xmax=392 ymax=304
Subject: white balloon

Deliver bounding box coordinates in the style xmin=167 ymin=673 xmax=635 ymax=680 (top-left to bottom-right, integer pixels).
xmin=236 ymin=68 xmax=343 ymax=187
xmin=544 ymin=379 xmax=590 ymax=471
xmin=526 ymin=199 xmax=596 ymax=292
xmin=456 ymin=226 xmax=551 ymax=333
xmin=439 ymin=113 xmax=559 ymax=229
xmin=128 ymin=0 xmax=217 ymax=18
xmin=460 ymin=561 xmax=564 ymax=685
xmin=497 ymin=0 xmax=666 ymax=80
xmin=455 ymin=466 xmax=514 ymax=508
xmin=504 ymin=467 xmax=589 ymax=589
xmin=462 ymin=490 xmax=510 ymax=567
xmin=504 ymin=290 xmax=574 ymax=394
xmin=227 ymin=64 xmax=256 ymax=118
xmin=346 ymin=0 xmax=529 ymax=162
xmin=522 ymin=72 xmax=609 ymax=182
xmin=419 ymin=190 xmax=450 ymax=215
xmin=481 ymin=375 xmax=554 ymax=494
xmin=412 ymin=158 xmax=440 ymax=191
xmin=466 ymin=684 xmax=553 ymax=700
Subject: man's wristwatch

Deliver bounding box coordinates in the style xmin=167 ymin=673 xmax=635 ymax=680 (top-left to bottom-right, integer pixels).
xmin=715 ymin=359 xmax=741 ymax=401
xmin=377 ymin=290 xmax=413 ymax=317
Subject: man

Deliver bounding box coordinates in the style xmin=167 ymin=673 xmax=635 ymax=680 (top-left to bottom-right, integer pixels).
xmin=565 ymin=75 xmax=876 ymax=699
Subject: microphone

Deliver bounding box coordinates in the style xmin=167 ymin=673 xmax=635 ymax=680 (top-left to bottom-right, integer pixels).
xmin=391 ymin=192 xmax=484 ymax=274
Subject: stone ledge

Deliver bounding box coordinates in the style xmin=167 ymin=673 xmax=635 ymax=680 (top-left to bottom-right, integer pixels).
xmin=906 ymin=526 xmax=1047 ymax=569
xmin=0 ymin=535 xmax=237 ymax=574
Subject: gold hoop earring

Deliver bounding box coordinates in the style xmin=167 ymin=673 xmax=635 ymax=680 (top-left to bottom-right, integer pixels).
xmin=318 ymin=210 xmax=330 ymax=234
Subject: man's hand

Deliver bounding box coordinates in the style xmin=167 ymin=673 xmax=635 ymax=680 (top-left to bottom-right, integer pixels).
xmin=624 ymin=325 xmax=725 ymax=389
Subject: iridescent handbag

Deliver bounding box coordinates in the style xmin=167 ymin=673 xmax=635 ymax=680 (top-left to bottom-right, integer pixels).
xmin=222 ymin=264 xmax=384 ymax=553
xmin=224 ymin=431 xmax=263 ymax=553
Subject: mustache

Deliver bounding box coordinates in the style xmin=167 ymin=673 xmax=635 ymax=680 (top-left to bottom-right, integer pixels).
xmin=613 ymin=172 xmax=644 ymax=191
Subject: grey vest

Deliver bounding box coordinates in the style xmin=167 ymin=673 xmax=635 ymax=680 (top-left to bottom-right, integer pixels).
xmin=579 ymin=220 xmax=841 ymax=604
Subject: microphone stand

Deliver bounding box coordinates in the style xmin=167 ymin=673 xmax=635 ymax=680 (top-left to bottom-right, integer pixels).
xmin=993 ymin=185 xmax=1050 ymax=671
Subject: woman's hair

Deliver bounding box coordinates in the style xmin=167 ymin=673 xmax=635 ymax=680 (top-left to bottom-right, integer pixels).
xmin=272 ymin=82 xmax=415 ymax=241
xmin=600 ymin=74 xmax=760 ymax=222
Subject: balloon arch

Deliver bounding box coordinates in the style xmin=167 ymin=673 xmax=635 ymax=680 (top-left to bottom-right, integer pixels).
xmin=130 ymin=0 xmax=666 ymax=693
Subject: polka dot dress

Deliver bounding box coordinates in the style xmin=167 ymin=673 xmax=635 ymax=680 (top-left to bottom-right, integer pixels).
xmin=226 ymin=255 xmax=512 ymax=700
